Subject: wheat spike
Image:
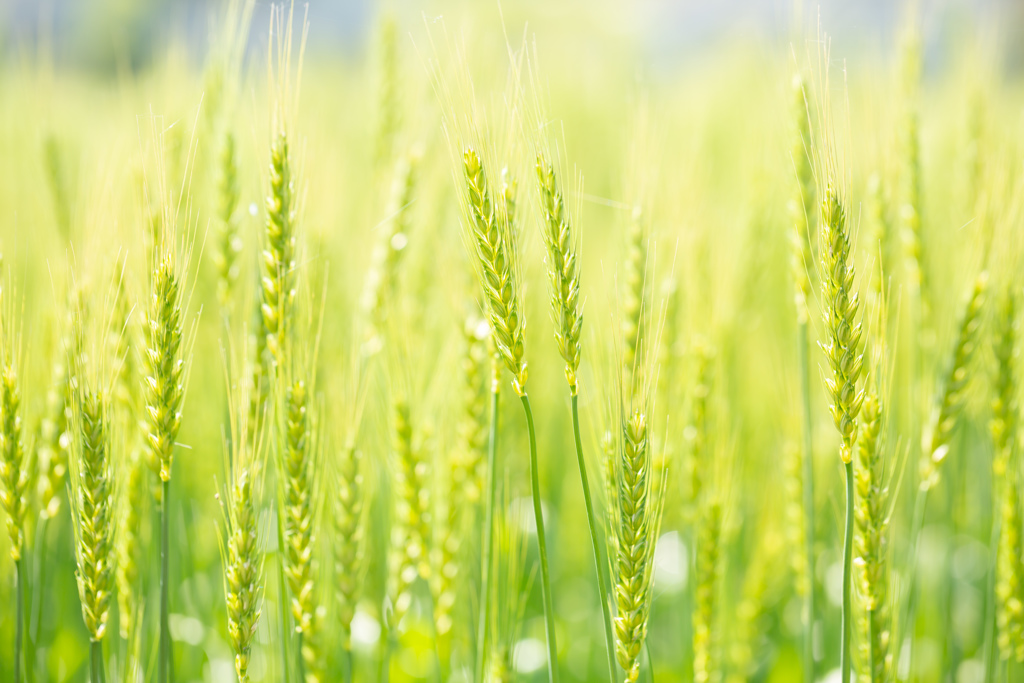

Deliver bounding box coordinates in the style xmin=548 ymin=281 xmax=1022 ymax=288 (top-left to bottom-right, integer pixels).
xmin=535 ymin=153 xmax=583 ymax=394
xmin=462 ymin=148 xmax=528 ymax=395
xmin=819 ymin=184 xmax=864 ymax=464
xmin=142 ymin=256 xmax=185 ymax=483
xmin=920 ymin=271 xmax=988 ymax=489
xmin=71 ymin=389 xmax=115 ymax=642
xmin=389 ymin=396 xmax=431 ymax=629
xmin=854 ymin=390 xmax=891 ymax=682
xmin=261 ymin=131 xmax=298 ymax=365
xmin=333 ymin=443 xmax=365 ymax=648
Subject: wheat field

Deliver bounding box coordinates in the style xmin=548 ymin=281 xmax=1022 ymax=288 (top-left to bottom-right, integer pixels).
xmin=0 ymin=1 xmax=1022 ymax=682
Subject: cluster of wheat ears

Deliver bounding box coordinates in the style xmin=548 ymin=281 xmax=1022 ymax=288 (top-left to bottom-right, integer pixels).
xmin=0 ymin=1 xmax=1023 ymax=682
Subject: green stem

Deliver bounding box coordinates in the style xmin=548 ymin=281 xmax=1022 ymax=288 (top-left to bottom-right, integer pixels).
xmin=899 ymin=487 xmax=929 ymax=681
xmin=91 ymin=640 xmax=103 ymax=683
xmin=797 ymin=319 xmax=815 ymax=683
xmin=277 ymin=506 xmax=292 ymax=683
xmin=341 ymin=646 xmax=353 ymax=683
xmin=982 ymin=481 xmax=1002 ymax=683
xmin=30 ymin=515 xmax=48 ymax=647
xmin=297 ymin=632 xmax=306 ymax=683
xmin=15 ymin=556 xmax=24 ymax=683
xmin=476 ymin=385 xmax=500 ymax=683
xmin=521 ymin=393 xmax=559 ymax=683
xmin=840 ymin=460 xmax=854 ymax=683
xmin=159 ymin=478 xmax=171 ymax=683
xmin=570 ymin=393 xmax=617 ymax=683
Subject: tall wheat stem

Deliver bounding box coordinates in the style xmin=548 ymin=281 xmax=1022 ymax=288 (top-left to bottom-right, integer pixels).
xmin=572 ymin=395 xmax=617 ymax=683
xmin=160 ymin=479 xmax=171 ymax=683
xmin=522 ymin=394 xmax=559 ymax=683
xmin=841 ymin=460 xmax=854 ymax=681
xmin=476 ymin=377 xmax=500 ymax=683
xmin=15 ymin=556 xmax=25 ymax=682
xmin=797 ymin=321 xmax=815 ymax=683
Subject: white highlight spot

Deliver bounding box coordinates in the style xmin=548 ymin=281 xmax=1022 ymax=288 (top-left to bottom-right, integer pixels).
xmin=351 ymin=608 xmax=381 ymax=650
xmin=514 ymin=638 xmax=547 ymax=674
xmin=653 ymin=531 xmax=687 ymax=592
xmin=169 ymin=614 xmax=205 ymax=645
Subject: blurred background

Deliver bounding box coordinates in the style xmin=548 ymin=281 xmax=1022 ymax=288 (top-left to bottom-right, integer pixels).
xmin=0 ymin=1 xmax=1022 ymax=683
xmin=2 ymin=0 xmax=1024 ymax=75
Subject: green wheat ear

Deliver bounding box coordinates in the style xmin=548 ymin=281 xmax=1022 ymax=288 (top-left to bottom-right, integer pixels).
xmin=819 ymin=184 xmax=864 ymax=464
xmin=216 ymin=130 xmax=243 ymax=311
xmin=389 ymin=395 xmax=431 ymax=630
xmin=854 ymin=389 xmax=892 ymax=683
xmin=142 ymin=256 xmax=185 ymax=483
xmin=612 ymin=404 xmax=664 ymax=683
xmin=224 ymin=465 xmax=261 ymax=683
xmin=261 ymin=130 xmax=298 ymax=366
xmin=462 ymin=148 xmax=528 ymax=395
xmin=920 ymin=271 xmax=987 ymax=490
xmin=71 ymin=389 xmax=115 ymax=643
xmin=0 ymin=363 xmax=29 ymax=562
xmin=281 ymin=380 xmax=317 ymax=626
xmin=535 ymin=153 xmax=583 ymax=394
xmin=622 ymin=206 xmax=645 ymax=394
xmin=333 ymin=442 xmax=366 ymax=648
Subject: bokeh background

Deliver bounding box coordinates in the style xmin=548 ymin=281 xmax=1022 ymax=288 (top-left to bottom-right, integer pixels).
xmin=0 ymin=1 xmax=1023 ymax=683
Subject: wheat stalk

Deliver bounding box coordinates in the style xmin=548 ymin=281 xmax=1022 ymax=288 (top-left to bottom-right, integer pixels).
xmin=789 ymin=72 xmax=818 ymax=683
xmin=142 ymin=249 xmax=191 ymax=683
xmin=536 ymin=150 xmax=617 ymax=681
xmin=612 ymin=404 xmax=664 ymax=683
xmin=819 ymin=180 xmax=864 ymax=683
xmin=69 ymin=385 xmax=114 ymax=683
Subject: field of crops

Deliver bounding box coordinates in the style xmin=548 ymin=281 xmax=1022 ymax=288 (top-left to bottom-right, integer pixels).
xmin=0 ymin=1 xmax=1022 ymax=682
